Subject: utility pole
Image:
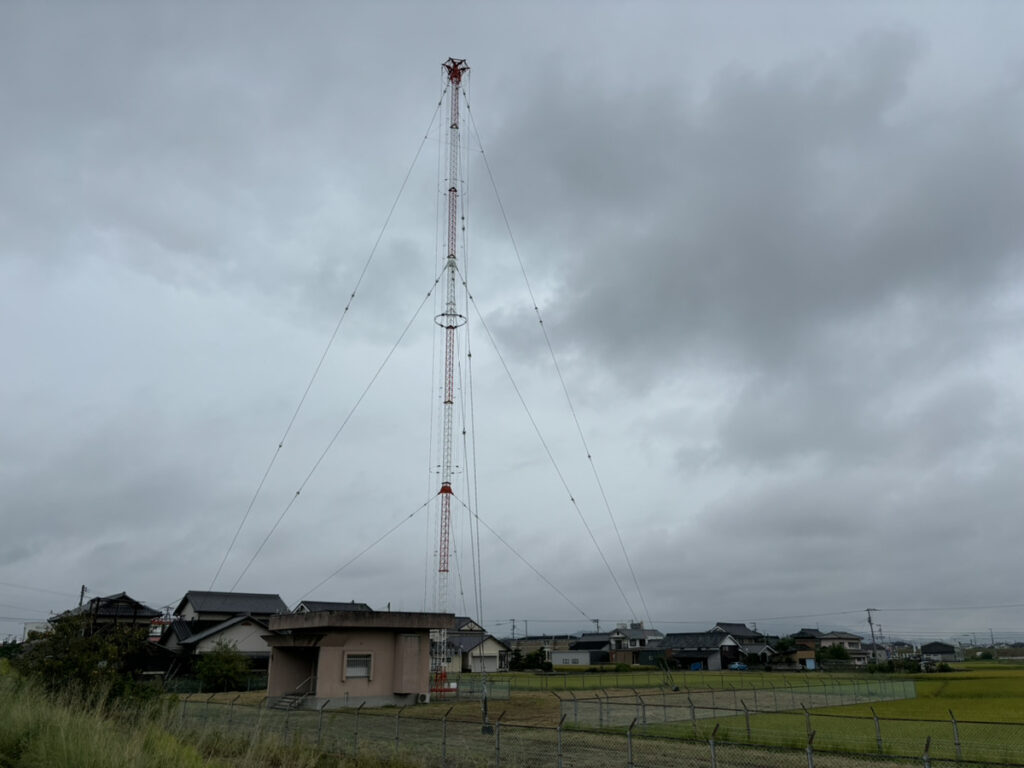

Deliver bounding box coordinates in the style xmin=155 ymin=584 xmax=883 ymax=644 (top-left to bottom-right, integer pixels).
xmin=866 ymin=609 xmax=878 ymax=662
xmin=990 ymin=628 xmax=995 ymax=647
xmin=79 ymin=584 xmax=86 ymax=608
xmin=430 ymin=56 xmax=470 ymax=694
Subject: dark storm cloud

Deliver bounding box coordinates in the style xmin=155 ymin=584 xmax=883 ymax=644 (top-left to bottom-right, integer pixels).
xmin=488 ymin=30 xmax=1024 ymax=381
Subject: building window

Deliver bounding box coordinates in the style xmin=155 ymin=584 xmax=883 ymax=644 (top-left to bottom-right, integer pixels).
xmin=345 ymin=653 xmax=372 ymax=680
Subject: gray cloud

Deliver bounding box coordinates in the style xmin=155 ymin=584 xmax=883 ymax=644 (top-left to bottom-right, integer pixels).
xmin=2 ymin=3 xmax=1023 ymax=644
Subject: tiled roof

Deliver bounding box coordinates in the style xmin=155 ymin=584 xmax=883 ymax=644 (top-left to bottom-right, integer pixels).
xmin=57 ymin=592 xmax=160 ymax=621
xmin=611 ymin=627 xmax=663 ymax=640
xmin=792 ymin=628 xmax=824 ymax=638
xmin=570 ymin=638 xmax=611 ymax=651
xmin=176 ymin=591 xmax=287 ymax=616
xmin=655 ymin=632 xmax=730 ymax=650
xmin=170 ymin=619 xmax=193 ymax=642
xmin=712 ymin=622 xmax=757 ymax=637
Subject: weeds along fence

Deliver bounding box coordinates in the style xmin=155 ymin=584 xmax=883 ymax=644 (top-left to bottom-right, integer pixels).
xmin=483 ymin=669 xmax=877 ymax=693
xmin=162 ymin=673 xmax=268 ymax=694
xmin=562 ymin=678 xmax=917 ymax=726
xmin=176 ymin=696 xmax=1024 ymax=767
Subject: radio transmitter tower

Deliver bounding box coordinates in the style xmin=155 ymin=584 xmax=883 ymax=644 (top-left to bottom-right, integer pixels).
xmin=431 ymin=56 xmax=470 ymax=691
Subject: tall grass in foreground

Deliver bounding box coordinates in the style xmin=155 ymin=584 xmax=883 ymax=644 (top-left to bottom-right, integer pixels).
xmin=0 ymin=675 xmax=409 ymax=768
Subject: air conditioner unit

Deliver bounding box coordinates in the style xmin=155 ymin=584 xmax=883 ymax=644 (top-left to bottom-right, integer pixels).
xmin=416 ymin=692 xmax=430 ymax=704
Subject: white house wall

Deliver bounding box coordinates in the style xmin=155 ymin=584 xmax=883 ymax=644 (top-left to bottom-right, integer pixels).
xmin=552 ymin=651 xmax=591 ymax=666
xmin=195 ymin=620 xmax=271 ymax=655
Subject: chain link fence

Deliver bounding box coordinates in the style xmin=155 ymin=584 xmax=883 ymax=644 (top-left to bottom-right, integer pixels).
xmin=562 ymin=678 xmax=916 ymax=727
xmin=174 ymin=696 xmax=1024 ymax=767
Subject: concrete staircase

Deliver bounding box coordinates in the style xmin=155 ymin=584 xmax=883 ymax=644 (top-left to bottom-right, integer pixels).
xmin=270 ymin=693 xmax=310 ymax=710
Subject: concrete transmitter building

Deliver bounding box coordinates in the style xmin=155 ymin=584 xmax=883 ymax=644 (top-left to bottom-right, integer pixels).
xmin=265 ymin=608 xmax=455 ymax=708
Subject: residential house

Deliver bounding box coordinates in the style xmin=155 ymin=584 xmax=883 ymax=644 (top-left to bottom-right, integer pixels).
xmin=558 ymin=633 xmax=611 ymax=665
xmin=509 ymin=633 xmax=574 ymax=662
xmin=819 ymin=631 xmax=863 ymax=651
xmin=608 ymin=622 xmax=664 ymax=665
xmin=820 ymin=631 xmax=871 ymax=665
xmin=447 ymin=634 xmax=510 ymax=673
xmin=443 ymin=617 xmax=510 ymax=673
xmin=709 ymin=622 xmax=774 ymax=664
xmin=168 ymin=615 xmax=273 ymax=660
xmin=639 ymin=631 xmax=740 ymax=671
xmin=920 ymin=641 xmax=958 ymax=663
xmin=48 ymin=592 xmax=172 ymax=676
xmin=160 ymin=590 xmax=288 ymax=671
xmin=265 ymin=607 xmax=454 ymax=707
xmin=51 ymin=592 xmax=161 ymax=636
xmin=789 ymin=628 xmax=823 ymax=668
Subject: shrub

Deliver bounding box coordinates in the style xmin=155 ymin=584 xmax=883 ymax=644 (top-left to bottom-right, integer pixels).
xmin=195 ymin=641 xmax=250 ymax=692
xmin=11 ymin=616 xmax=154 ymax=702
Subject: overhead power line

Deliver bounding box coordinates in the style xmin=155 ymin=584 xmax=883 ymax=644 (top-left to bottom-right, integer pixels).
xmin=229 ymin=272 xmax=444 ymax=591
xmin=208 ymin=94 xmax=446 ymax=591
xmin=465 ymin=96 xmax=651 ymax=627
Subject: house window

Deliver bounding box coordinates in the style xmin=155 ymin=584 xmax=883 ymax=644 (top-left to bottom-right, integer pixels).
xmin=345 ymin=653 xmax=372 ymax=680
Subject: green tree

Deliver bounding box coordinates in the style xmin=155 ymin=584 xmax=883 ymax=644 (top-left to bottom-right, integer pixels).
xmin=12 ymin=615 xmax=152 ymax=699
xmin=195 ymin=640 xmax=250 ymax=692
xmin=816 ymin=644 xmax=851 ymax=662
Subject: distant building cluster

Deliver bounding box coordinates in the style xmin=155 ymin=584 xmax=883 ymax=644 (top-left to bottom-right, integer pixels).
xmin=16 ymin=589 xmax=986 ymax=709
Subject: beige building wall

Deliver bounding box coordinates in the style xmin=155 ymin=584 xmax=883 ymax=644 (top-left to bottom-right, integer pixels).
xmin=266 ymin=610 xmax=451 ymax=708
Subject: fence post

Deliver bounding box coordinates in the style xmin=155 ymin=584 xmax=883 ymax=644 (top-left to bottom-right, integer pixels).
xmin=923 ymin=735 xmax=932 ymax=768
xmin=806 ymin=730 xmax=816 ymax=768
xmin=627 ymin=718 xmax=637 ymax=768
xmin=949 ymin=709 xmax=962 ymax=761
xmin=752 ymin=687 xmax=758 ymax=711
xmin=638 ymin=694 xmax=646 ymax=726
xmin=871 ymin=706 xmax=883 ymax=752
xmin=729 ymin=683 xmax=738 ymax=711
xmin=180 ymin=693 xmax=192 ymax=725
xmin=316 ymin=699 xmax=329 ymax=747
xmin=570 ymin=690 xmax=578 ymax=726
xmin=688 ymin=696 xmax=697 ymax=736
xmin=495 ymin=712 xmax=505 ymax=767
xmin=205 ymin=693 xmax=216 ymax=727
xmin=802 ymin=704 xmax=811 ymax=738
xmin=354 ymin=702 xmax=364 ymax=755
xmin=709 ymin=723 xmax=720 ymax=768
xmin=742 ymin=700 xmax=750 ymax=741
xmin=228 ymin=693 xmax=240 ymax=731
xmin=557 ymin=713 xmax=566 ymax=768
xmin=394 ymin=705 xmax=406 ymax=752
xmin=771 ymin=682 xmax=778 ymax=711
xmin=251 ymin=697 xmax=266 ymax=746
xmin=442 ymin=706 xmax=453 ymax=767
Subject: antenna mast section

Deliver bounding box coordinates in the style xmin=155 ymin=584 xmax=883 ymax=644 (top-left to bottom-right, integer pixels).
xmin=432 ymin=56 xmax=469 ymax=692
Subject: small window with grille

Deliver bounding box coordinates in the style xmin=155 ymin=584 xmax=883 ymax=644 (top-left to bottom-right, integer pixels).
xmin=345 ymin=653 xmax=372 ymax=680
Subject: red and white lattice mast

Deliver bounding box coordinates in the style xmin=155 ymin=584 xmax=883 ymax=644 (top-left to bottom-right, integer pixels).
xmin=432 ymin=56 xmax=469 ymax=691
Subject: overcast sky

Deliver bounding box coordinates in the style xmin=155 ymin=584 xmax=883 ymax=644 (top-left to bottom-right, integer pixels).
xmin=2 ymin=1 xmax=1023 ymax=645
